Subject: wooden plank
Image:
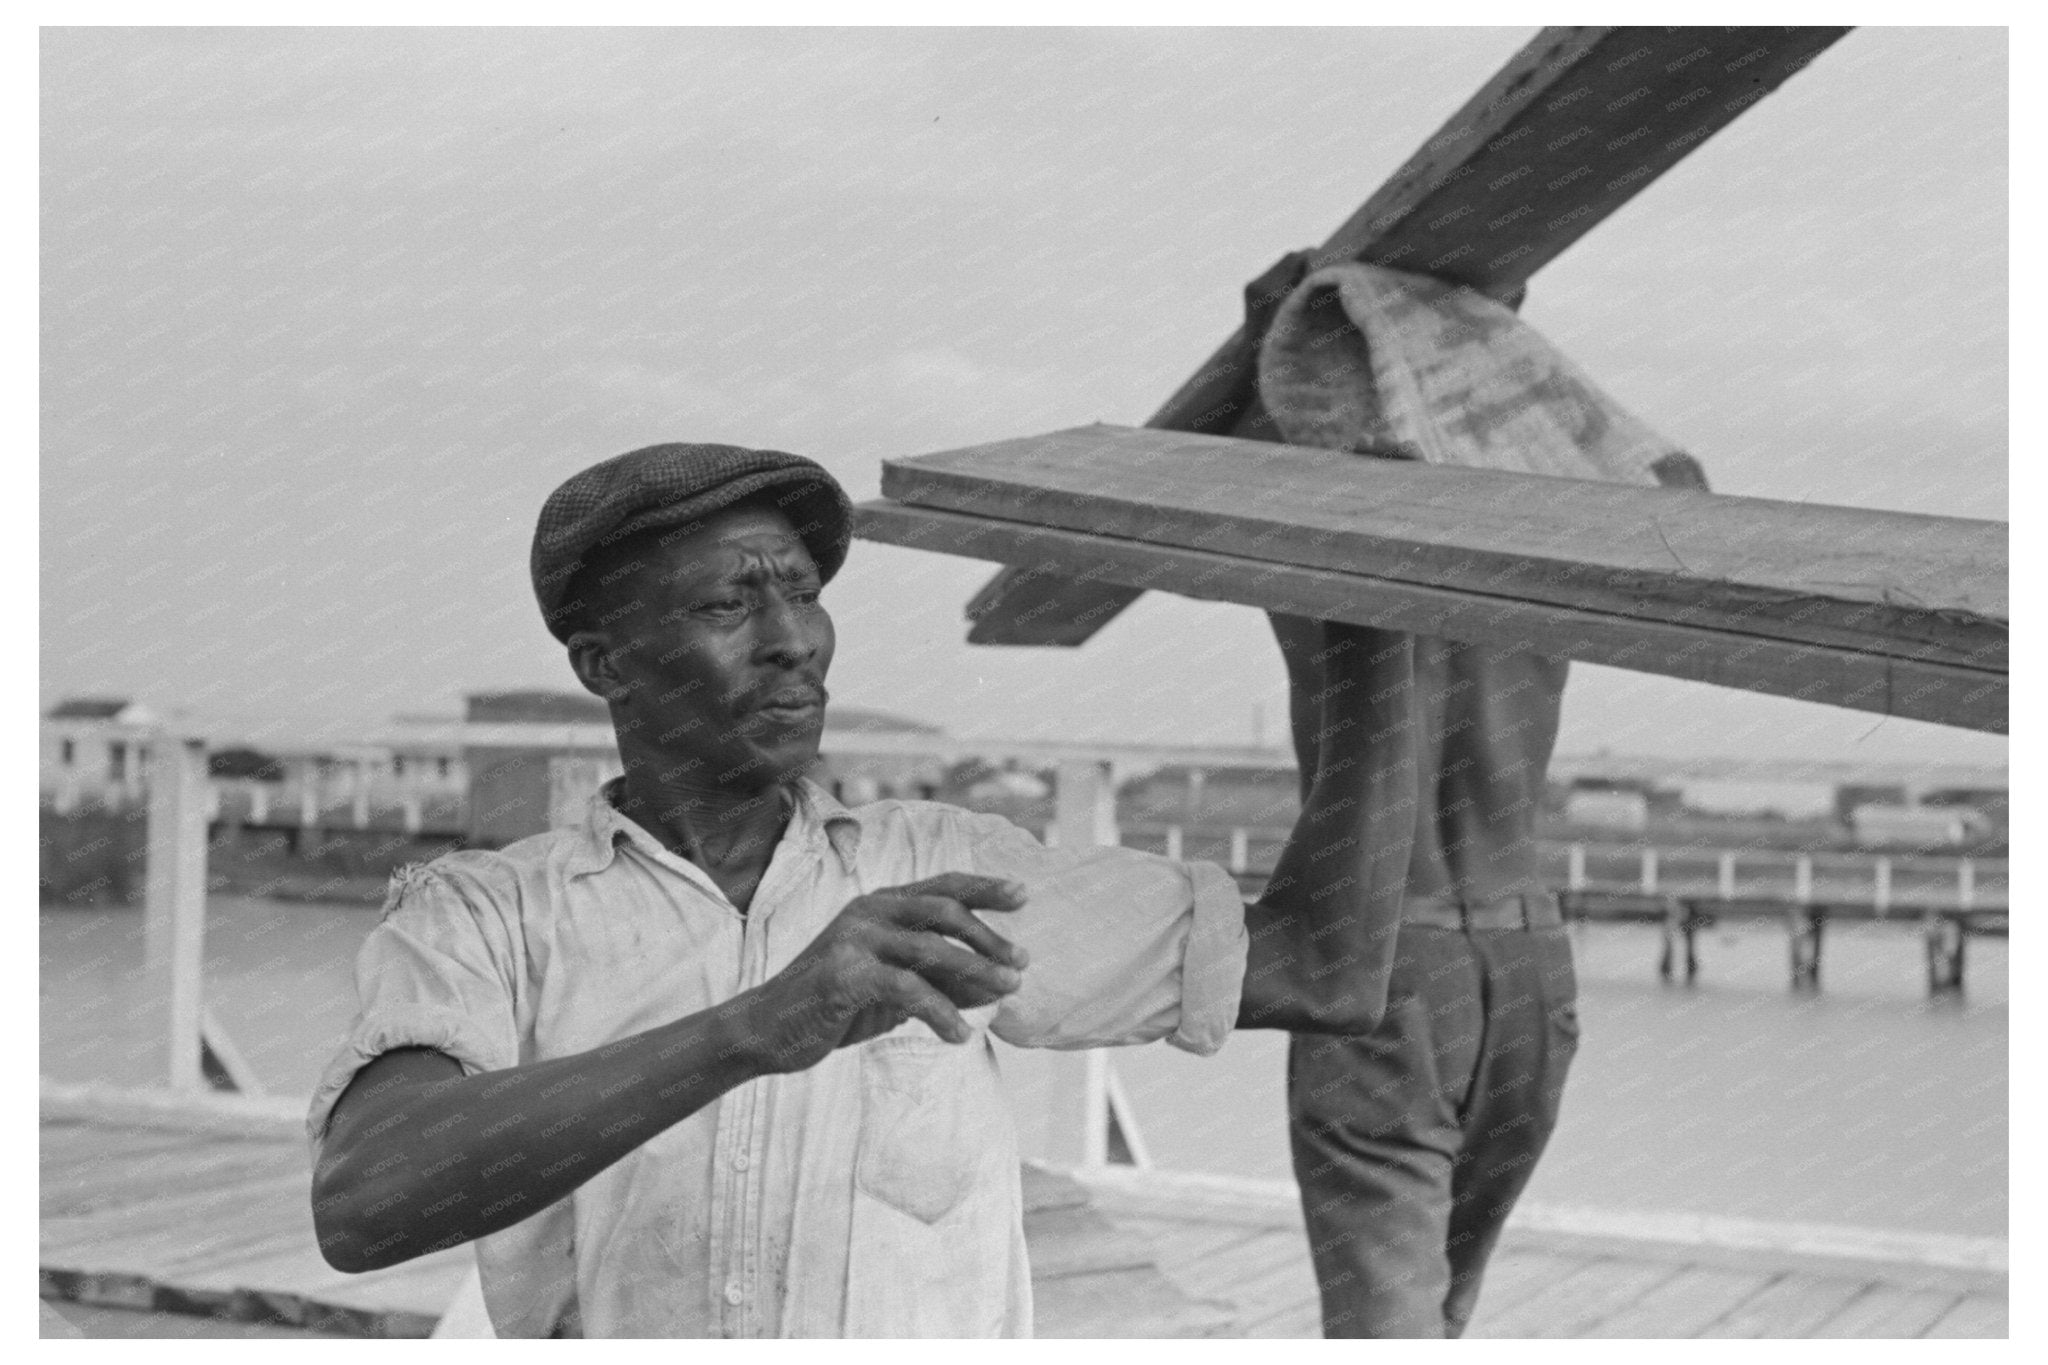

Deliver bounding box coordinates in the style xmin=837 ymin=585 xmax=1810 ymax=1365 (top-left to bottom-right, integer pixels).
xmin=1021 ymin=1160 xmax=1094 ymax=1213
xmin=41 ymin=1173 xmax=310 ymax=1268
xmin=40 ymin=1125 xmax=219 ymax=1193
xmin=1467 ymin=1257 xmax=1683 ymax=1338
xmin=1579 ymin=1264 xmax=1778 ymax=1337
xmin=963 ymin=26 xmax=1851 ymax=646
xmin=1022 ymin=1202 xmax=1159 ymax=1280
xmin=1213 ymin=1239 xmax=1319 ymax=1330
xmin=1130 ymin=1219 xmax=1279 ymax=1283
xmin=40 ymin=1141 xmax=305 ymax=1219
xmin=1700 ymin=1273 xmax=1876 ymax=1338
xmin=143 ymin=737 xmax=210 ymax=1091
xmin=1165 ymin=1228 xmax=1311 ymax=1304
xmin=890 ymin=426 xmax=2004 ymax=667
xmin=1463 ymin=1248 xmax=1590 ymax=1323
xmin=1032 ymin=1264 xmax=1236 ymax=1338
xmin=1920 ymin=1293 xmax=2008 ymax=1339
xmin=857 ymin=500 xmax=2006 ymax=733
xmin=1241 ymin=1292 xmax=1323 ymax=1339
xmin=1810 ymin=1285 xmax=1961 ymax=1338
xmin=40 ymin=1080 xmax=308 ymax=1138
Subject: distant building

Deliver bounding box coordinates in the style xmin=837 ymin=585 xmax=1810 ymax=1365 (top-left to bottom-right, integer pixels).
xmin=1848 ymin=804 xmax=1991 ymax=849
xmin=1563 ymin=786 xmax=1649 ymax=833
xmin=1121 ymin=763 xmax=1299 ymax=829
xmin=458 ymin=691 xmax=952 ymax=845
xmin=1678 ymin=780 xmax=1838 ymax=821
xmin=461 ymin=690 xmax=613 ymax=844
xmin=41 ymin=697 xmax=160 ymax=810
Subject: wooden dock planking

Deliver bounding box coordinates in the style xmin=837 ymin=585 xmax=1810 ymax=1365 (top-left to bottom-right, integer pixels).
xmin=40 ymin=1109 xmax=2007 ymax=1339
xmin=1810 ymin=1284 xmax=1965 ymax=1338
xmin=1031 ymin=1265 xmax=1235 ymax=1338
xmin=1459 ymin=1248 xmax=1589 ymax=1324
xmin=1578 ymin=1264 xmax=1779 ymax=1338
xmin=1700 ymin=1272 xmax=1872 ymax=1338
xmin=42 ymin=1128 xmax=305 ymax=1218
xmin=1108 ymin=1214 xmax=1279 ymax=1282
xmin=1239 ymin=1293 xmax=1323 ymax=1339
xmin=41 ymin=1177 xmax=312 ymax=1274
xmin=1450 ymin=1257 xmax=1682 ymax=1338
xmin=1016 ymin=1201 xmax=1160 ymax=1279
xmin=1921 ymin=1293 xmax=2009 ymax=1339
xmin=1156 ymin=1227 xmax=1307 ymax=1305
xmin=1210 ymin=1235 xmax=1320 ymax=1317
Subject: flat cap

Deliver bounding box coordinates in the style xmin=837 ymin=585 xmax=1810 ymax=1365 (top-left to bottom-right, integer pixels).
xmin=531 ymin=442 xmax=853 ymax=641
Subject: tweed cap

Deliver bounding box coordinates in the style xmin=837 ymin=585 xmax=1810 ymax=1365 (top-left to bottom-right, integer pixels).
xmin=531 ymin=442 xmax=853 ymax=641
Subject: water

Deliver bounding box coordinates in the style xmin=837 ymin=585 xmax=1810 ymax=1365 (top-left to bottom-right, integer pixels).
xmin=41 ymin=901 xmax=2006 ymax=1238
xmin=1108 ymin=920 xmax=2007 ymax=1238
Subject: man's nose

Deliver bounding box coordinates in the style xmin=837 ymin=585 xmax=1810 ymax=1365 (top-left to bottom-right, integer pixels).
xmin=754 ymin=595 xmax=819 ymax=665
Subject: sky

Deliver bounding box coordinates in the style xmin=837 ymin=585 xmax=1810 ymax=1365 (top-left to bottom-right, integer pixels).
xmin=39 ymin=26 xmax=2008 ymax=766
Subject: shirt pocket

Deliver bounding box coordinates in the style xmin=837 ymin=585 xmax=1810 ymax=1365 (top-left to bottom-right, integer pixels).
xmin=854 ymin=1029 xmax=994 ymax=1225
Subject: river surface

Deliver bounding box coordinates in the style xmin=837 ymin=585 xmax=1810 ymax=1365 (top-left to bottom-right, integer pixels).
xmin=41 ymin=898 xmax=2006 ymax=1238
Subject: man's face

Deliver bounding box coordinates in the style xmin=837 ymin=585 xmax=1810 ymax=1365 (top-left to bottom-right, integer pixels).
xmin=582 ymin=504 xmax=836 ymax=795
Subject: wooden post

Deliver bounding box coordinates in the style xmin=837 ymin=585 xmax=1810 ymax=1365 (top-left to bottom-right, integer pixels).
xmin=403 ymin=794 xmax=424 ymax=836
xmin=1228 ymin=828 xmax=1250 ymax=875
xmin=1925 ymin=911 xmax=1967 ymax=995
xmin=249 ymin=783 xmax=269 ymax=824
xmin=1567 ymin=843 xmax=1586 ymax=892
xmin=298 ymin=778 xmax=318 ymax=830
xmin=1164 ymin=824 xmax=1183 ymax=861
xmin=1873 ymin=857 xmax=1892 ymax=916
xmin=1055 ymin=758 xmax=1116 ymax=850
xmin=1794 ymin=855 xmax=1815 ymax=905
xmin=1789 ymin=908 xmax=1825 ymax=990
xmin=1957 ymin=858 xmax=1976 ymax=910
xmin=1640 ymin=848 xmax=1659 ymax=895
xmin=1657 ymin=898 xmax=1699 ymax=984
xmin=351 ymin=758 xmax=371 ymax=830
xmin=1717 ymin=851 xmax=1737 ymax=901
xmin=1051 ymin=759 xmax=1115 ymax=1167
xmin=1080 ymin=1051 xmax=1111 ymax=1168
xmin=144 ymin=737 xmax=209 ymax=1092
xmin=1102 ymin=1060 xmax=1154 ymax=1169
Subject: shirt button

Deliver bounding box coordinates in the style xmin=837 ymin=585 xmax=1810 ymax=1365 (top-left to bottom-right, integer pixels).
xmin=732 ymin=1152 xmax=751 ymax=1172
xmin=724 ymin=1283 xmax=744 ymax=1307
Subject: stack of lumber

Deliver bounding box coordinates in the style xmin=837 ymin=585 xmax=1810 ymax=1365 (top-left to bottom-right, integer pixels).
xmin=963 ymin=26 xmax=1854 ymax=647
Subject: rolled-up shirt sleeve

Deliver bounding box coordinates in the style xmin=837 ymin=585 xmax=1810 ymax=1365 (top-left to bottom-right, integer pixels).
xmin=305 ymin=860 xmax=522 ymax=1148
xmin=954 ymin=812 xmax=1248 ymax=1056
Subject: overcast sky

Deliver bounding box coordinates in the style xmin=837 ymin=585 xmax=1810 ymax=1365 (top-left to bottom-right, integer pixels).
xmin=40 ymin=26 xmax=2007 ymax=765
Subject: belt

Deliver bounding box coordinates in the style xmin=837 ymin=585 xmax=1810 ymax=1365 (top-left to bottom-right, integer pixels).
xmin=1401 ymin=890 xmax=1562 ymax=931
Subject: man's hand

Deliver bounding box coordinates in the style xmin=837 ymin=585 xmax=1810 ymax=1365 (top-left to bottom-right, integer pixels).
xmin=745 ymin=873 xmax=1030 ymax=1072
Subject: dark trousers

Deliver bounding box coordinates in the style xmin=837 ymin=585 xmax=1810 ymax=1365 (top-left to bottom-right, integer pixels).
xmin=1287 ymin=923 xmax=1579 ymax=1338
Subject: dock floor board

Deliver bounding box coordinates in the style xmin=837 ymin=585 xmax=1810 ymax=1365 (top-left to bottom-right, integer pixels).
xmin=39 ymin=1110 xmax=2007 ymax=1339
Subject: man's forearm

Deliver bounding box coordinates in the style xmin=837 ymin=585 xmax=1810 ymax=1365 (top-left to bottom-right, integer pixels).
xmin=1240 ymin=623 xmax=1417 ymax=1032
xmin=313 ymin=989 xmax=778 ymax=1273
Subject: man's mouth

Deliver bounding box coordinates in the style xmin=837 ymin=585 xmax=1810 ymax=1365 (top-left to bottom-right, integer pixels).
xmin=754 ymin=685 xmax=826 ymax=722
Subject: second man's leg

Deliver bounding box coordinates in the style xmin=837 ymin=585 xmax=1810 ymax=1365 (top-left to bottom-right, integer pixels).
xmin=1287 ymin=926 xmax=1485 ymax=1337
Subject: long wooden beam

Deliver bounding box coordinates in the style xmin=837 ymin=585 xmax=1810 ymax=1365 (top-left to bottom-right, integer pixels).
xmin=856 ymin=426 xmax=2006 ymax=733
xmin=958 ymin=25 xmax=1852 ymax=647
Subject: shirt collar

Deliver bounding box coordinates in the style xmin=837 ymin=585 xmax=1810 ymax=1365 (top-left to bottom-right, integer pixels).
xmin=567 ymin=775 xmax=862 ymax=878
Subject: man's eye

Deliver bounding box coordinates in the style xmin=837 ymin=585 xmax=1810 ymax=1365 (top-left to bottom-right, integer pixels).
xmin=697 ymin=598 xmax=747 ymax=616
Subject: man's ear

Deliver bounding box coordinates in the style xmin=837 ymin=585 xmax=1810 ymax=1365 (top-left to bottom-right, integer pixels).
xmin=566 ymin=631 xmax=621 ymax=703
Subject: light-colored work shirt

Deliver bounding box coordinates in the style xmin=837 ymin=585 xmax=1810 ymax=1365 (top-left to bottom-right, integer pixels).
xmin=307 ymin=778 xmax=1247 ymax=1338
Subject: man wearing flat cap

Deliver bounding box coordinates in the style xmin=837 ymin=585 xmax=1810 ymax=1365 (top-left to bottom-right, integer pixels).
xmin=309 ymin=443 xmax=1418 ymax=1338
